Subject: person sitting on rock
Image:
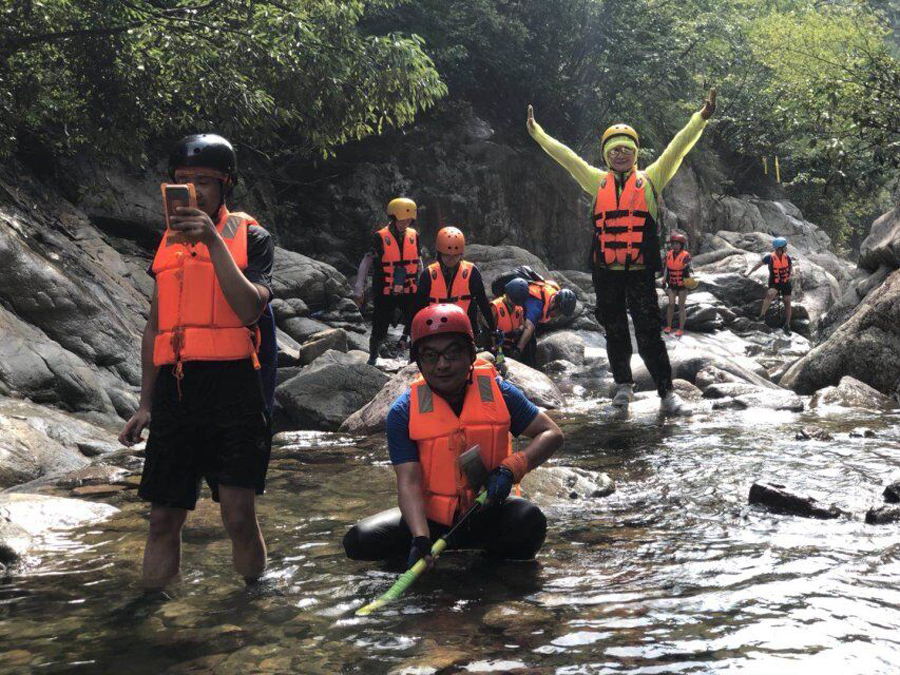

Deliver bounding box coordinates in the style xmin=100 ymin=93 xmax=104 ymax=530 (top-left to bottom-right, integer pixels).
xmin=342 ymin=304 xmax=564 ymax=567
xmin=353 ymin=198 xmax=423 ymax=365
xmin=526 ymin=90 xmax=717 ymax=415
xmin=744 ymin=237 xmax=795 ymax=335
xmin=118 ymin=134 xmax=275 ymax=588
xmin=503 ymin=277 xmax=577 ymax=367
xmin=412 ymin=226 xmax=495 ymax=346
xmin=664 ymin=233 xmax=693 ymax=337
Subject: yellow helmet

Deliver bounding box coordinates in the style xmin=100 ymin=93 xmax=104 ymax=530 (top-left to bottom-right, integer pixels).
xmin=601 ymin=124 xmax=639 ymax=149
xmin=683 ymin=277 xmax=699 ymax=290
xmin=387 ymin=197 xmax=417 ymax=221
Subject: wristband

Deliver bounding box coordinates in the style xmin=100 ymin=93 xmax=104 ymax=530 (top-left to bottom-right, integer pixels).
xmin=501 ymin=452 xmax=529 ymax=484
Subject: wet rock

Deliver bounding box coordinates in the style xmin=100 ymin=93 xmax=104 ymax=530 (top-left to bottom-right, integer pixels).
xmin=542 ymin=359 xmax=578 ymax=379
xmin=54 ymin=465 xmax=128 ymax=488
xmin=296 ymin=328 xmax=349 ymax=366
xmin=672 ymin=379 xmax=703 ymax=401
xmin=521 ymin=466 xmax=614 ymax=502
xmin=388 ymin=646 xmax=469 ymax=675
xmin=883 ymin=482 xmax=900 ymax=504
xmin=848 ymin=429 xmax=877 ymax=439
xmin=71 ymin=484 xmax=128 ymax=496
xmin=795 ymin=427 xmax=834 ymax=441
xmin=0 ymin=493 xmax=118 ymax=563
xmin=340 ymin=363 xmax=420 ymax=435
xmin=536 ymin=331 xmax=585 ymax=368
xmin=865 ymin=505 xmax=900 ymax=525
xmin=503 ymin=359 xmax=564 ymax=409
xmin=275 ymin=362 xmax=389 ymax=431
xmin=694 ymin=365 xmax=743 ymax=390
xmin=713 ymin=389 xmax=804 ymax=412
xmin=810 ymin=376 xmax=894 ymax=410
xmin=781 ymin=269 xmax=900 ymax=396
xmin=483 ymin=601 xmax=553 ymax=633
xmin=702 ymin=382 xmax=764 ymax=399
xmin=748 ymin=482 xmax=841 ymax=519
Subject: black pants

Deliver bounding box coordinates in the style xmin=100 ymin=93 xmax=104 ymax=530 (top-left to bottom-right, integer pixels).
xmin=343 ymin=497 xmax=547 ymax=562
xmin=370 ymin=294 xmax=415 ymax=358
xmin=593 ymin=267 xmax=673 ymax=397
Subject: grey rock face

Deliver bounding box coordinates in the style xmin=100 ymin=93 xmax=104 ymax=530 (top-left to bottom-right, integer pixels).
xmin=536 ymin=331 xmax=585 ymax=368
xmin=781 ymin=269 xmax=900 ymax=395
xmin=859 ymin=206 xmax=900 ymax=272
xmin=275 ymin=363 xmax=389 ymax=431
xmin=810 ymin=376 xmax=894 ymax=410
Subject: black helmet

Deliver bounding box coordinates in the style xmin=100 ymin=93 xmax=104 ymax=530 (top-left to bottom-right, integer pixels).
xmin=557 ymin=288 xmax=576 ymax=316
xmin=168 ymin=134 xmax=238 ymax=185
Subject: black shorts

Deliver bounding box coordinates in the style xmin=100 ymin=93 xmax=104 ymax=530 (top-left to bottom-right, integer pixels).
xmin=666 ymin=282 xmax=686 ymax=292
xmin=769 ymin=281 xmax=792 ymax=296
xmin=138 ymin=360 xmax=272 ymax=510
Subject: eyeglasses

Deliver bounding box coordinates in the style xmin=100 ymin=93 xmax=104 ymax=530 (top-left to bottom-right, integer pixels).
xmin=608 ymin=147 xmax=635 ymax=157
xmin=418 ymin=343 xmax=468 ymax=366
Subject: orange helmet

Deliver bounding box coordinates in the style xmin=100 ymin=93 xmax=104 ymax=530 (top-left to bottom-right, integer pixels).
xmin=436 ymin=226 xmax=465 ymax=255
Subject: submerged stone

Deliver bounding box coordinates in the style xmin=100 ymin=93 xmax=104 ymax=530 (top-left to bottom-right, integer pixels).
xmin=865 ymin=505 xmax=900 ymax=525
xmin=883 ymin=482 xmax=900 ymax=504
xmin=748 ymin=482 xmax=841 ymax=519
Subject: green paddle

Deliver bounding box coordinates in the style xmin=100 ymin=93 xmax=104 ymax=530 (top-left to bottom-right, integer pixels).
xmin=355 ymin=491 xmax=487 ymax=616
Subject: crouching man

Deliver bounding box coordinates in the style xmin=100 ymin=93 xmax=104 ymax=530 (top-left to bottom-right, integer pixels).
xmin=343 ymin=304 xmax=564 ymax=568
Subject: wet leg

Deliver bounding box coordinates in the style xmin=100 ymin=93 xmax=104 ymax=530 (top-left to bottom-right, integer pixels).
xmin=626 ymin=270 xmax=673 ymax=397
xmin=142 ymin=505 xmax=187 ymax=589
xmin=219 ymin=485 xmax=267 ymax=582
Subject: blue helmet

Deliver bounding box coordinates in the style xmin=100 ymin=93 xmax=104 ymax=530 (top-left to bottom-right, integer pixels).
xmin=557 ymin=288 xmax=577 ymax=316
xmin=773 ymin=237 xmax=788 ymax=249
xmin=504 ymin=278 xmax=530 ymax=304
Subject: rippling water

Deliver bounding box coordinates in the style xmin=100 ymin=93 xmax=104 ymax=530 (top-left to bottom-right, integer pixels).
xmin=1 ymin=404 xmax=899 ymax=674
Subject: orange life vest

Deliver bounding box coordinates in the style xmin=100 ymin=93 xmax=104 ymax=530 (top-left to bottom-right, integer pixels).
xmin=427 ymin=260 xmax=473 ymax=313
xmin=592 ymin=171 xmax=654 ymax=269
xmin=490 ymin=297 xmax=524 ymax=334
xmin=408 ymin=359 xmax=512 ymax=526
xmin=770 ymin=253 xmax=791 ymax=284
xmin=378 ymin=226 xmax=419 ymax=295
xmin=152 ymin=208 xmax=260 ymax=370
xmin=527 ymin=280 xmax=561 ymax=324
xmin=666 ymin=249 xmax=690 ymax=287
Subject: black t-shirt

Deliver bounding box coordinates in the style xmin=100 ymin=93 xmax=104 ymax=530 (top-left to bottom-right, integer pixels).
xmin=148 ymin=222 xmax=277 ymax=415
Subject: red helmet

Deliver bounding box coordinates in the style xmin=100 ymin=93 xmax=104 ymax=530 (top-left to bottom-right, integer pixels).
xmin=669 ymin=233 xmax=688 ymax=246
xmin=411 ymin=304 xmax=474 ymax=347
xmin=436 ymin=226 xmax=465 ymax=255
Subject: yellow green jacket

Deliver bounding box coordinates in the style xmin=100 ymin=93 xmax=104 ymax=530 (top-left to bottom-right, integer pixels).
xmin=528 ymin=112 xmax=708 ymax=269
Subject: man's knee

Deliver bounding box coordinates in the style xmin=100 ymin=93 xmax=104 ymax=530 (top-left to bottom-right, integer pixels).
xmin=148 ymin=507 xmax=186 ymax=539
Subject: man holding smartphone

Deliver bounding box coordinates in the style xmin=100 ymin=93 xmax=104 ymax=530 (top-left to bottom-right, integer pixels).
xmin=119 ymin=134 xmax=275 ymax=588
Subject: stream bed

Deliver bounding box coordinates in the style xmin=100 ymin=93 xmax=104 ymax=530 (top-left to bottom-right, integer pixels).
xmin=1 ymin=402 xmax=899 ymax=674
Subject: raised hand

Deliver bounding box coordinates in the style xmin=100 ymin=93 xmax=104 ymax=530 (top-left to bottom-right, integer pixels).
xmin=700 ymin=88 xmax=717 ymax=120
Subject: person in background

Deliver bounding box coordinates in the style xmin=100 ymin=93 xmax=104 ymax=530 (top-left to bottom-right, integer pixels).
xmin=744 ymin=237 xmax=795 ymax=335
xmin=412 ymin=226 xmax=495 ymax=343
xmin=503 ymin=277 xmax=577 ymax=367
xmin=353 ymin=198 xmax=423 ymax=365
xmin=664 ymin=233 xmax=692 ymax=337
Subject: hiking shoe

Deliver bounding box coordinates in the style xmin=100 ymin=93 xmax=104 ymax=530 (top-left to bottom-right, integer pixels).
xmin=674 ymin=329 xmax=684 ymax=337
xmin=366 ymin=355 xmax=378 ymax=366
xmin=663 ymin=326 xmax=672 ymax=334
xmin=611 ymin=383 xmax=634 ymax=408
xmin=783 ymin=325 xmax=791 ymax=336
xmin=660 ymin=390 xmax=692 ymax=416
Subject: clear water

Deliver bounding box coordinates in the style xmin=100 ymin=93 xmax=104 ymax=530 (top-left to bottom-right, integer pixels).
xmin=1 ymin=404 xmax=899 ymax=674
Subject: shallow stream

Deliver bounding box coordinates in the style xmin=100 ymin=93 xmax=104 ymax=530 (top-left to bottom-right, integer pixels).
xmin=2 ymin=401 xmax=900 ymax=674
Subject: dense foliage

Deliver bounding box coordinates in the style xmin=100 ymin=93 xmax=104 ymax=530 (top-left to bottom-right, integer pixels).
xmin=0 ymin=0 xmax=446 ymax=161
xmin=1 ymin=0 xmax=897 ymax=244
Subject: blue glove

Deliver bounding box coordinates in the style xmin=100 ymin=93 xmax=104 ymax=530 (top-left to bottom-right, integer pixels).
xmin=407 ymin=536 xmax=432 ymax=569
xmin=485 ymin=466 xmax=514 ymax=507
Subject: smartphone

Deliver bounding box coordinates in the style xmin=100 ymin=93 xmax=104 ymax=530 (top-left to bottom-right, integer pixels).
xmin=160 ymin=183 xmax=197 ymax=230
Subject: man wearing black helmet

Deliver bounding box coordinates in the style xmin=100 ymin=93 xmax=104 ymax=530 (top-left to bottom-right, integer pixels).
xmin=118 ymin=134 xmax=276 ymax=588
